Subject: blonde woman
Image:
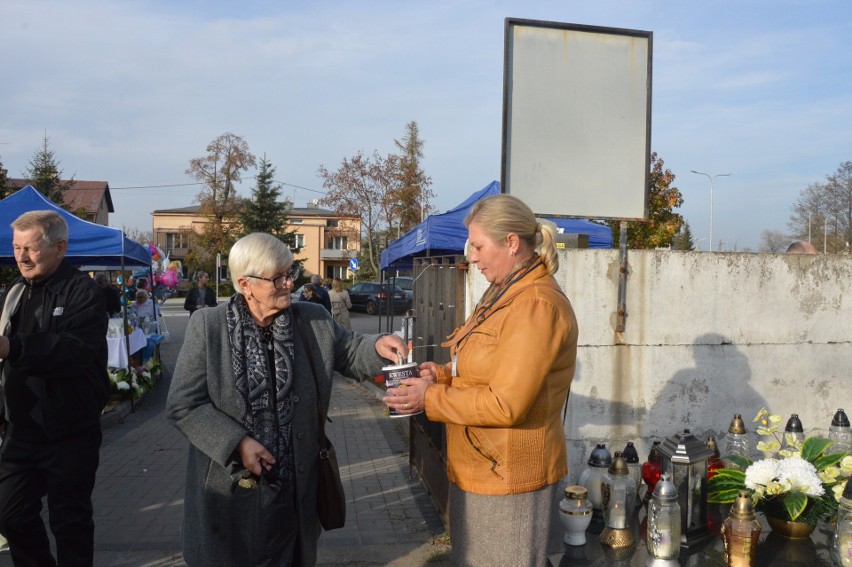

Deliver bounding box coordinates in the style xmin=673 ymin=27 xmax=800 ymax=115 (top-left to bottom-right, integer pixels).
xmin=385 ymin=194 xmax=578 ymax=566
xmin=328 ymin=278 xmax=352 ymax=330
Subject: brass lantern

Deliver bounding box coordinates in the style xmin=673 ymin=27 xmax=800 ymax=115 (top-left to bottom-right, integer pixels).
xmin=658 ymin=429 xmax=714 ymax=549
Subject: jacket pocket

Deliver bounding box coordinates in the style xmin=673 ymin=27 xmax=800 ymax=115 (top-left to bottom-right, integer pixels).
xmin=464 ymin=426 xmax=504 ymax=479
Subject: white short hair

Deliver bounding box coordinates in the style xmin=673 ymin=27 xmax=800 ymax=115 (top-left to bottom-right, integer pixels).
xmin=229 ymin=233 xmax=294 ymax=295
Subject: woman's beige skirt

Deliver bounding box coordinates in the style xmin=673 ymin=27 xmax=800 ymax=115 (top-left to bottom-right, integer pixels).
xmin=448 ymin=482 xmax=562 ymax=567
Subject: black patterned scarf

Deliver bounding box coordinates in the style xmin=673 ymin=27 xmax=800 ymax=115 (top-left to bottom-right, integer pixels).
xmin=226 ymin=293 xmax=296 ymax=482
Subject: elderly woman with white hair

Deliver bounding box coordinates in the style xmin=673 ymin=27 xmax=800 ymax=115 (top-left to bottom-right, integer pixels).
xmin=167 ymin=233 xmax=407 ymax=566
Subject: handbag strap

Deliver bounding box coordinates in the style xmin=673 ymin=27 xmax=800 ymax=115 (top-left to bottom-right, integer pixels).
xmin=293 ymin=309 xmax=331 ymax=452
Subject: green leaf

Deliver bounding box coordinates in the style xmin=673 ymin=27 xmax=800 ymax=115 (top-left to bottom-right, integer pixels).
xmin=724 ymin=455 xmax=753 ymax=470
xmin=812 ymin=452 xmax=845 ymax=472
xmin=801 ymin=437 xmax=832 ymax=462
xmin=708 ymin=469 xmax=747 ymax=503
xmin=709 ymin=468 xmax=747 ymax=484
xmin=708 ymin=488 xmax=744 ymax=503
xmin=783 ymin=492 xmax=808 ymax=521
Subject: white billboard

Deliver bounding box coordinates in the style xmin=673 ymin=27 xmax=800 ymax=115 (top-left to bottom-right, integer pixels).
xmin=502 ymin=19 xmax=652 ymax=220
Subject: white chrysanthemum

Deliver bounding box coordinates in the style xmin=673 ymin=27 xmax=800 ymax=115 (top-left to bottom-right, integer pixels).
xmin=116 ymin=381 xmax=131 ymax=391
xmin=745 ymin=459 xmax=780 ymax=489
xmin=777 ymin=457 xmax=825 ymax=497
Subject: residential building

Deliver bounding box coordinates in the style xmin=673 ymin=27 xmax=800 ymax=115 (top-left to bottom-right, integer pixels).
xmin=151 ymin=200 xmax=361 ymax=281
xmin=7 ymin=179 xmax=113 ymax=224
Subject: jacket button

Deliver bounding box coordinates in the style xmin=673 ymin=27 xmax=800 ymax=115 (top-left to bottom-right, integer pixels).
xmin=298 ymin=465 xmax=305 ymax=473
xmin=293 ymin=395 xmax=300 ymax=403
xmin=297 ymin=432 xmax=305 ymax=440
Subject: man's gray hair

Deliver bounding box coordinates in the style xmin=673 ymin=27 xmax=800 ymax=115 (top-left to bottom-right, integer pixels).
xmin=11 ymin=210 xmax=68 ymax=246
xmin=310 ymin=274 xmax=322 ymax=285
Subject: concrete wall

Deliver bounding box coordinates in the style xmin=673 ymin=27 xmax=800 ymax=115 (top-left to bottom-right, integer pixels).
xmin=465 ymin=249 xmax=852 ymax=482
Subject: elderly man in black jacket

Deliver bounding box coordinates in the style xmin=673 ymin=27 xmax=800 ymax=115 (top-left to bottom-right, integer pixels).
xmin=0 ymin=210 xmax=109 ymax=566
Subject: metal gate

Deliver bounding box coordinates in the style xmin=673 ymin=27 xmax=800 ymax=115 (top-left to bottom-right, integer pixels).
xmin=408 ymin=255 xmax=467 ymax=524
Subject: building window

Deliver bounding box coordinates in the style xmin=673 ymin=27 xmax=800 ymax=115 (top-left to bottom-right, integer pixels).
xmin=327 ymin=219 xmax=339 ymax=228
xmin=292 ymin=234 xmax=305 ymax=249
xmin=329 ymin=236 xmax=348 ymax=250
xmin=327 ymin=265 xmax=347 ymax=280
xmin=165 ymin=232 xmax=186 ymax=249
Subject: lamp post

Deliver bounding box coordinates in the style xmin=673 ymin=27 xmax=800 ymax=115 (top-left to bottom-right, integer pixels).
xmin=691 ymin=170 xmax=731 ymax=252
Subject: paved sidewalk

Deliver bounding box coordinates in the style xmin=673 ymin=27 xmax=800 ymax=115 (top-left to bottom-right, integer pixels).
xmin=0 ymin=306 xmax=450 ymax=566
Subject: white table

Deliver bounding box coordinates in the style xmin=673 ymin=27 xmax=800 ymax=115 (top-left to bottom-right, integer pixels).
xmin=107 ymin=328 xmax=147 ymax=368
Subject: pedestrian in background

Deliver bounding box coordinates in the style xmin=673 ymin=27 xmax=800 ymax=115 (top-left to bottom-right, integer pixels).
xmin=184 ymin=271 xmax=217 ymax=316
xmin=301 ymin=283 xmax=324 ymax=306
xmin=328 ymin=277 xmax=352 ymax=330
xmin=299 ymin=273 xmax=331 ymax=312
xmin=386 ymin=195 xmax=578 ymax=566
xmin=167 ymin=232 xmax=407 ymax=566
xmin=95 ymin=272 xmax=121 ymax=317
xmin=0 ymin=210 xmax=110 ymax=566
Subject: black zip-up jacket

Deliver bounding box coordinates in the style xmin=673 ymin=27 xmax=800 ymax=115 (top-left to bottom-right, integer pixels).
xmin=0 ymin=260 xmax=109 ymax=440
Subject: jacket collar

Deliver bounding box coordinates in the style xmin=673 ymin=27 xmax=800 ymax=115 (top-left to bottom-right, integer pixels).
xmin=442 ymin=262 xmax=556 ymax=349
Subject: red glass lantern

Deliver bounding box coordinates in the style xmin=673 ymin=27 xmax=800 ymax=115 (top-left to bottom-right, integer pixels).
xmin=641 ymin=440 xmax=662 ymax=505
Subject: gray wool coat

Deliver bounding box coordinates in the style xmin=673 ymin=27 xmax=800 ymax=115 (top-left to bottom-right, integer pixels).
xmin=166 ymin=301 xmax=388 ymax=567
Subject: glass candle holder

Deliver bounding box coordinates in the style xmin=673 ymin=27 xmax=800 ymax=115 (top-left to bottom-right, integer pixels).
xmin=721 ymin=490 xmax=760 ymax=567
xmin=647 ymin=473 xmax=681 ymax=560
xmin=559 ymin=485 xmax=593 ymax=546
xmin=722 ymin=413 xmax=750 ymax=469
xmin=579 ymin=443 xmax=612 ymax=514
xmin=834 ymin=480 xmax=852 ymax=566
xmin=829 ymin=409 xmax=852 ymax=455
xmin=642 ymin=440 xmax=663 ymax=506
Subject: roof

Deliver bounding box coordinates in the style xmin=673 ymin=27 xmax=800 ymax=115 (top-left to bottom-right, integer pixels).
xmin=8 ymin=178 xmax=114 ymax=214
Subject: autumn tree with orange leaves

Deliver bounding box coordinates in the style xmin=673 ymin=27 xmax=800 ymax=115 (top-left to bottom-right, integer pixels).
xmin=608 ymin=152 xmax=684 ymax=249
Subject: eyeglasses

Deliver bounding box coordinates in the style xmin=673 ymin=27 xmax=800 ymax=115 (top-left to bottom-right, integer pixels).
xmin=245 ymin=266 xmax=301 ymax=289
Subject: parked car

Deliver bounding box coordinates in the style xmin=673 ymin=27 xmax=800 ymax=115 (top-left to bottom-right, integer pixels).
xmin=383 ymin=276 xmax=414 ymax=309
xmin=348 ymin=282 xmax=408 ymax=315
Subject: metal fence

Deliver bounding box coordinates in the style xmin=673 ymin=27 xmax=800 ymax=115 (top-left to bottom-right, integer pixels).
xmin=408 ymin=255 xmax=467 ymax=524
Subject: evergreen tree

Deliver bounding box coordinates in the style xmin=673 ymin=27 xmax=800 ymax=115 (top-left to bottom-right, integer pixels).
xmin=239 ymin=156 xmax=295 ymax=246
xmin=672 ymin=221 xmax=696 ymax=251
xmin=392 ymin=121 xmax=434 ymax=232
xmin=25 ymin=133 xmax=75 ymax=204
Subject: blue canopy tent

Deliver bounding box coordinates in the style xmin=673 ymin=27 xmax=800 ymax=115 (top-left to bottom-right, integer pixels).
xmin=0 ymin=185 xmax=150 ymax=268
xmin=0 ymin=186 xmax=157 ymax=410
xmin=380 ymin=181 xmax=613 ymax=270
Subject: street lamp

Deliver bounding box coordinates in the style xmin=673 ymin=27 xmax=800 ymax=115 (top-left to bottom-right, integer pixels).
xmin=691 ymin=170 xmax=731 ymax=252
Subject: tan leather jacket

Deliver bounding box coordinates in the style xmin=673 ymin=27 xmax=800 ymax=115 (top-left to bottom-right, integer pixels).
xmin=424 ymin=263 xmax=578 ymax=495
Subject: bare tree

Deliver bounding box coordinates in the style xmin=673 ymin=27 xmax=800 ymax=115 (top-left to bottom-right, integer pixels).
xmin=186 ymin=133 xmax=257 ymax=266
xmin=125 ymin=227 xmax=153 ymax=246
xmin=789 ymin=161 xmax=852 ymax=253
xmin=318 ymin=151 xmax=401 ymax=274
xmin=758 ymin=229 xmax=790 ymax=253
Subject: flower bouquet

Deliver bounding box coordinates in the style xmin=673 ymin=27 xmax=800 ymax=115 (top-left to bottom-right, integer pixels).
xmin=708 ymin=408 xmax=851 ymax=526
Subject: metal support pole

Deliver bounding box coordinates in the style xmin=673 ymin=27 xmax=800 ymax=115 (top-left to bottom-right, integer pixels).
xmin=616 ymin=221 xmax=629 ymax=333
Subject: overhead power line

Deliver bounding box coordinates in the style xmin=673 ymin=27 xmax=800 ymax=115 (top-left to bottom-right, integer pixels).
xmin=110 ymin=182 xmax=203 ymax=190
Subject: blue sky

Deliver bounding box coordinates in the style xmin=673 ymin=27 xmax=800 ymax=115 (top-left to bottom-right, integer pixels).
xmin=2 ymin=0 xmax=851 ymax=251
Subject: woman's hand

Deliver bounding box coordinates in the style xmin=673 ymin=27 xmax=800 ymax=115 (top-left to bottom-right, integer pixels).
xmin=237 ymin=436 xmax=276 ymax=476
xmin=374 ymin=334 xmax=409 ymax=364
xmin=416 ymin=361 xmax=439 ymax=384
xmin=384 ymin=372 xmax=431 ymax=415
